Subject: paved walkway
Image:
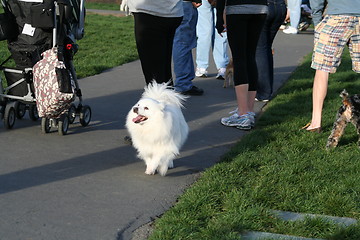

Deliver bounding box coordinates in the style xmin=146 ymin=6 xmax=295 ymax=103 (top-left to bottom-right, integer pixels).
xmin=0 ymin=13 xmax=314 ymax=240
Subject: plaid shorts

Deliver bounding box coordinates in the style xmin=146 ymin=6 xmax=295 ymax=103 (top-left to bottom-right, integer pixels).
xmin=311 ymin=15 xmax=360 ymax=73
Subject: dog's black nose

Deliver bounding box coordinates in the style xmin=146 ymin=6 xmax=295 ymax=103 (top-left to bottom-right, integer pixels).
xmin=133 ymin=107 xmax=138 ymax=114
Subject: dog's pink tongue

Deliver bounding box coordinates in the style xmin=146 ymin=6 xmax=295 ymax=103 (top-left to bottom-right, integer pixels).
xmin=132 ymin=115 xmax=144 ymax=123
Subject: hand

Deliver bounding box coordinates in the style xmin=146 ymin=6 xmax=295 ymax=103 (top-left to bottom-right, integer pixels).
xmin=192 ymin=2 xmax=202 ymax=8
xmin=216 ymin=21 xmax=226 ymax=36
xmin=120 ymin=0 xmax=128 ymax=12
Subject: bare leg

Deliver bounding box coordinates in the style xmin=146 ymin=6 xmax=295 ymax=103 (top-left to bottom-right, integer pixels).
xmin=307 ymin=70 xmax=329 ymax=130
xmin=235 ymin=84 xmax=251 ymax=115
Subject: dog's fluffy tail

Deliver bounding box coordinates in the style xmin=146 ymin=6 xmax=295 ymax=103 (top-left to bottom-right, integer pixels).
xmin=142 ymin=80 xmax=187 ymax=108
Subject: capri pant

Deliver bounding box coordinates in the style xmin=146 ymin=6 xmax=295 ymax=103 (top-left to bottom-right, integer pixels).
xmin=226 ymin=14 xmax=267 ymax=90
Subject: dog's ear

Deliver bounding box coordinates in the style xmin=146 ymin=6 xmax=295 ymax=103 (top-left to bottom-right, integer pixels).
xmin=340 ymin=89 xmax=349 ymax=100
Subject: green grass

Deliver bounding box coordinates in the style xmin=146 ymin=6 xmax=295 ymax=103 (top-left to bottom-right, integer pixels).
xmin=74 ymin=14 xmax=137 ymax=78
xmin=148 ymin=50 xmax=360 ymax=240
xmin=0 ymin=13 xmax=137 ymax=79
xmin=86 ymin=2 xmax=120 ymax=11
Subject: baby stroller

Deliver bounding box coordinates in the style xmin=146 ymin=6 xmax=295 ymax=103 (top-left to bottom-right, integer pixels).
xmin=0 ymin=0 xmax=91 ymax=135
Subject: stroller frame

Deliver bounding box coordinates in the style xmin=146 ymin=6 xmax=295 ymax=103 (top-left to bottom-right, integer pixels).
xmin=0 ymin=0 xmax=91 ymax=135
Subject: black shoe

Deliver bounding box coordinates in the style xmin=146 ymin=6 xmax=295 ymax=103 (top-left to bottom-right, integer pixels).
xmin=181 ymin=86 xmax=204 ymax=96
xmin=255 ymin=97 xmax=269 ymax=103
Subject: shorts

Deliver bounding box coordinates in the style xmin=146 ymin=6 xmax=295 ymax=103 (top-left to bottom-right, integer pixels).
xmin=311 ymin=15 xmax=360 ymax=73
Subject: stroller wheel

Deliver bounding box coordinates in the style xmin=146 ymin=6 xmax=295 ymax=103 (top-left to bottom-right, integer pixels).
xmin=41 ymin=118 xmax=51 ymax=134
xmin=68 ymin=104 xmax=77 ymax=124
xmin=79 ymin=105 xmax=91 ymax=127
xmin=29 ymin=105 xmax=39 ymax=121
xmin=4 ymin=104 xmax=16 ymax=129
xmin=58 ymin=114 xmax=69 ymax=136
xmin=15 ymin=102 xmax=26 ymax=119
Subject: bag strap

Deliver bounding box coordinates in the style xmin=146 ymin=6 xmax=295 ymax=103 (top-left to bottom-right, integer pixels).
xmin=57 ymin=0 xmax=69 ymax=62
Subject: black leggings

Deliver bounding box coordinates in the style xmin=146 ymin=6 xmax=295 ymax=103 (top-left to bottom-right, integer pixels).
xmin=226 ymin=14 xmax=267 ymax=90
xmin=133 ymin=13 xmax=182 ymax=85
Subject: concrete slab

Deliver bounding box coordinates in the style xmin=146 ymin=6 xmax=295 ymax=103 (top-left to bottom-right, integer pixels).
xmin=272 ymin=210 xmax=358 ymax=227
xmin=242 ymin=231 xmax=324 ymax=240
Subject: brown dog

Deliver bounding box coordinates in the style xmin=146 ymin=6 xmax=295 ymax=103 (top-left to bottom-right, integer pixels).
xmin=224 ymin=58 xmax=234 ymax=88
xmin=326 ymin=89 xmax=360 ymax=149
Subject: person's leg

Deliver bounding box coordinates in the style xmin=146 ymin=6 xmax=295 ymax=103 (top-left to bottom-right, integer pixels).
xmin=133 ymin=13 xmax=158 ymax=84
xmin=256 ymin=4 xmax=273 ymax=101
xmin=246 ymin=14 xmax=267 ymax=112
xmin=288 ymin=0 xmax=301 ymax=29
xmin=227 ymin=14 xmax=250 ymax=115
xmin=257 ymin=1 xmax=286 ymax=100
xmin=162 ymin=17 xmax=182 ymax=84
xmin=307 ymin=16 xmax=354 ymax=130
xmin=173 ymin=2 xmax=197 ymax=92
xmin=227 ymin=14 xmax=264 ymax=115
xmin=212 ymin=7 xmax=229 ymax=70
xmin=134 ymin=13 xmax=181 ymax=84
xmin=306 ymin=70 xmax=329 ymax=130
xmin=196 ymin=0 xmax=213 ymax=70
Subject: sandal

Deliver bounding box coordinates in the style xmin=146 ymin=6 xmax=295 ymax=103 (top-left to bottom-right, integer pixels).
xmin=301 ymin=122 xmax=322 ymax=133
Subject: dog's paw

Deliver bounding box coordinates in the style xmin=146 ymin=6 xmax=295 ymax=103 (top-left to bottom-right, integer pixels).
xmin=326 ymin=138 xmax=338 ymax=149
xmin=145 ymin=168 xmax=156 ymax=175
xmin=158 ymin=164 xmax=169 ymax=176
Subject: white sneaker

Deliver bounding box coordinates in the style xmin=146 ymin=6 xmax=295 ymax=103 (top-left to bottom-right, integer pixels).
xmin=216 ymin=68 xmax=226 ymax=80
xmin=195 ymin=68 xmax=208 ymax=78
xmin=283 ymin=26 xmax=298 ymax=34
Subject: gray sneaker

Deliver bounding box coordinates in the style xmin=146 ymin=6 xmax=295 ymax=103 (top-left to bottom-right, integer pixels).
xmin=221 ymin=112 xmax=240 ymax=126
xmin=247 ymin=112 xmax=256 ymax=127
xmin=221 ymin=113 xmax=254 ymax=130
xmin=236 ymin=114 xmax=254 ymax=130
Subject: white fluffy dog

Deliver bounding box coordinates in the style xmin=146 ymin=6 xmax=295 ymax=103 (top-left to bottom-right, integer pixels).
xmin=126 ymin=81 xmax=189 ymax=176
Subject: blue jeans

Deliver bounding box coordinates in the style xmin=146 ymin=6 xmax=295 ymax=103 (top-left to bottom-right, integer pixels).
xmin=173 ymin=2 xmax=198 ymax=92
xmin=288 ymin=0 xmax=301 ymax=28
xmin=256 ymin=0 xmax=286 ymax=100
xmin=196 ymin=0 xmax=229 ymax=70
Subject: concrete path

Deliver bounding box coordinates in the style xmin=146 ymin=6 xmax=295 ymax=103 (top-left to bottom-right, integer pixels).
xmin=0 ymin=22 xmax=314 ymax=240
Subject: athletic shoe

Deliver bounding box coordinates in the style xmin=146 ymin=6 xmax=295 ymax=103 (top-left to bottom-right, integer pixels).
xmin=283 ymin=26 xmax=298 ymax=34
xmin=195 ymin=68 xmax=208 ymax=77
xmin=221 ymin=112 xmax=254 ymax=130
xmin=255 ymin=97 xmax=269 ymax=102
xmin=216 ymin=68 xmax=226 ymax=80
xmin=236 ymin=113 xmax=254 ymax=130
xmin=221 ymin=112 xmax=239 ymax=126
xmin=229 ymin=108 xmax=256 ymax=119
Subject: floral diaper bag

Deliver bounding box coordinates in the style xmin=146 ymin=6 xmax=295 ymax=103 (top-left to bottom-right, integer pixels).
xmin=33 ymin=47 xmax=75 ymax=118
